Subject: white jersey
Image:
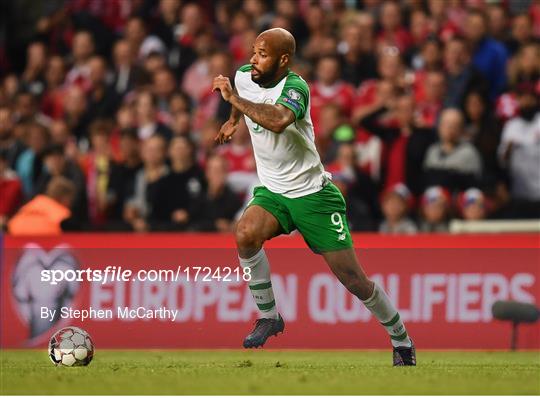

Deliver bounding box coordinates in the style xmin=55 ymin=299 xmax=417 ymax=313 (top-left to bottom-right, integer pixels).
xmin=234 ymin=64 xmax=330 ymax=198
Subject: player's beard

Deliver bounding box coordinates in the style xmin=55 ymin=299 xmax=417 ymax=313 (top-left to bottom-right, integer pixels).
xmin=251 ymin=60 xmax=281 ymax=86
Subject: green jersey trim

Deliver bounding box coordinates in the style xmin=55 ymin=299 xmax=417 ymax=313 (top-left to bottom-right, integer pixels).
xmin=237 ymin=64 xmax=252 ymax=73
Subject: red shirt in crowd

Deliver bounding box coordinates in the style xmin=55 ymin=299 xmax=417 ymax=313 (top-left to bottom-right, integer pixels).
xmin=377 ymin=28 xmax=413 ymax=53
xmin=217 ymin=144 xmax=255 ymax=173
xmin=0 ymin=171 xmax=23 ymax=218
xmin=310 ymin=81 xmax=355 ymax=135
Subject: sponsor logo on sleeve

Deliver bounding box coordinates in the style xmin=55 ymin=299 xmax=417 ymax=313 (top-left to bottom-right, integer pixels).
xmin=282 ymin=97 xmax=300 ymax=110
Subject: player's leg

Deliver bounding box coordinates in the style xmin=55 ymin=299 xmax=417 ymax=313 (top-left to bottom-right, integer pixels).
xmin=236 ymin=188 xmax=295 ymax=347
xmin=236 ymin=205 xmax=282 ymax=322
xmin=289 ymin=183 xmax=415 ymax=365
xmin=321 ymin=249 xmax=415 ymax=365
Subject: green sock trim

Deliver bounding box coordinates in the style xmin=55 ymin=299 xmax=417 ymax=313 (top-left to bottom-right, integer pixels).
xmin=381 ymin=313 xmax=400 ymax=327
xmin=249 ymin=281 xmax=272 ymax=290
xmin=257 ymin=300 xmax=276 ymax=311
xmin=390 ymin=331 xmax=409 ymax=341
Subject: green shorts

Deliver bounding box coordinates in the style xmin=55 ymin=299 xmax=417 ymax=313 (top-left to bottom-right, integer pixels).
xmin=248 ymin=183 xmax=354 ymax=253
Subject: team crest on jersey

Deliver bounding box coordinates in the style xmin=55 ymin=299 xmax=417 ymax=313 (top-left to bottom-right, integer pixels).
xmin=287 ymin=89 xmax=301 ymax=100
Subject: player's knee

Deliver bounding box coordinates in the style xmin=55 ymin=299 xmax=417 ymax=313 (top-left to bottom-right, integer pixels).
xmin=235 ymin=220 xmax=263 ymax=251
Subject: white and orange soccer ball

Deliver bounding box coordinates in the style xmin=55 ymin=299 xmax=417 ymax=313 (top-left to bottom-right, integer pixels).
xmin=48 ymin=326 xmax=94 ymax=366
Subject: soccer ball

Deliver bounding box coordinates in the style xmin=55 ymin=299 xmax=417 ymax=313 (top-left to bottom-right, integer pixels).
xmin=48 ymin=326 xmax=94 ymax=366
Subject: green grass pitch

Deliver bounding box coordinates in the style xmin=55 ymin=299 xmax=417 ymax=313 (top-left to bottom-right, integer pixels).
xmin=1 ymin=350 xmax=539 ymax=395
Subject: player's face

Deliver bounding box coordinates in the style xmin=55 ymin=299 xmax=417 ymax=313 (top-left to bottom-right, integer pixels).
xmin=250 ymin=39 xmax=281 ymax=85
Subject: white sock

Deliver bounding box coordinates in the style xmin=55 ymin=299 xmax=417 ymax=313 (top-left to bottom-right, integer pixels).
xmin=239 ymin=249 xmax=279 ymax=319
xmin=362 ymin=283 xmax=412 ymax=348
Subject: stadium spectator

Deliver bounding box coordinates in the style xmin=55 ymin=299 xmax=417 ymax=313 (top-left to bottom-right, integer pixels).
xmin=506 ymin=13 xmax=535 ymax=55
xmin=352 ymin=48 xmax=407 ymax=126
xmin=190 ymin=154 xmax=242 ymax=232
xmin=317 ymin=103 xmax=355 ymax=164
xmin=376 ymin=1 xmax=412 ymax=53
xmin=65 ymin=31 xmax=95 ymax=91
xmin=406 ymin=9 xmax=431 ymax=67
xmin=2 ymin=74 xmax=20 ymax=103
xmin=20 ymin=41 xmax=47 ymax=98
xmin=153 ymin=67 xmax=177 ymax=113
xmin=379 ymin=183 xmax=417 ymax=234
xmin=85 ymin=56 xmax=120 ymax=121
xmin=181 ymin=31 xmax=217 ymax=107
xmin=62 ymin=85 xmax=91 ymax=140
xmin=338 ymin=21 xmax=377 ymax=87
xmin=192 ymin=51 xmax=233 ymax=131
xmin=496 ymin=42 xmax=539 ymax=122
xmin=310 ymin=55 xmax=355 ymax=136
xmin=462 ymin=90 xmax=502 ymax=190
xmin=111 ymin=39 xmax=142 ymax=96
xmin=124 ymin=134 xmax=169 ymax=232
xmin=418 ymin=186 xmax=450 ymax=233
xmin=443 ymin=36 xmax=488 ymax=109
xmin=13 ymin=90 xmax=51 ymax=126
xmin=487 ymin=5 xmax=509 ymax=45
xmin=107 ymin=128 xmax=142 ymax=225
xmin=329 ymin=143 xmax=380 ymax=232
xmin=415 ymin=70 xmax=445 ymax=128
xmin=41 ymin=55 xmax=66 ymax=119
xmin=15 ymin=122 xmax=49 ymax=197
xmin=0 ymin=106 xmax=25 ymax=169
xmin=458 ymin=187 xmax=487 ymax=221
xmin=359 ymin=94 xmax=437 ymax=195
xmin=228 ymin=12 xmax=256 ymax=67
xmin=413 ymin=37 xmax=443 ymax=72
xmin=507 ymin=42 xmax=540 ymax=90
xmin=197 ymin=120 xmax=220 ymax=164
xmin=134 ymin=90 xmax=173 ymax=141
xmin=427 ymin=0 xmax=462 ymax=42
xmin=49 ymin=119 xmax=79 ymax=160
xmin=326 ymin=142 xmax=357 ymax=187
xmin=168 ymin=90 xmax=192 ymax=116
xmin=35 ymin=143 xmax=87 ymax=224
xmin=79 ymin=120 xmax=114 ymax=226
xmin=423 ymin=108 xmax=482 ymax=193
xmin=151 ymin=0 xmax=182 ymax=50
xmin=0 ymin=149 xmax=23 ymax=231
xmin=244 ymin=0 xmax=274 ymax=32
xmin=464 ymin=9 xmax=508 ymax=99
xmin=8 ymin=176 xmax=77 ymax=236
xmin=151 ymin=135 xmax=205 ymax=231
xmin=124 ymin=17 xmax=150 ymax=61
xmin=498 ymin=84 xmax=540 ymax=219
xmin=301 ymin=5 xmax=332 ymax=62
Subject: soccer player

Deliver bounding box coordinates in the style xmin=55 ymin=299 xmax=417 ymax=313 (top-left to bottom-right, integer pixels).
xmin=212 ymin=28 xmax=416 ymax=366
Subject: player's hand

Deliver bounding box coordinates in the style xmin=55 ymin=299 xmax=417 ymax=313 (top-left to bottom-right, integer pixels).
xmin=212 ymin=75 xmax=234 ymax=102
xmin=215 ymin=118 xmax=238 ymax=144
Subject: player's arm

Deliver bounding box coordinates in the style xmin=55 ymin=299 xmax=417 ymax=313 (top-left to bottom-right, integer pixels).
xmin=215 ymin=89 xmax=242 ymax=144
xmin=213 ymin=75 xmax=296 ymax=134
xmin=230 ymin=96 xmax=294 ymax=134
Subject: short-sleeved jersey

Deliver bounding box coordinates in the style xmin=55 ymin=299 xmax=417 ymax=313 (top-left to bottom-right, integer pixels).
xmin=234 ymin=64 xmax=330 ymax=198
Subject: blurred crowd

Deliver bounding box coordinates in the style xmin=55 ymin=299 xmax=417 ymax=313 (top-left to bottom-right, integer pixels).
xmin=1 ymin=0 xmax=539 ymax=235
